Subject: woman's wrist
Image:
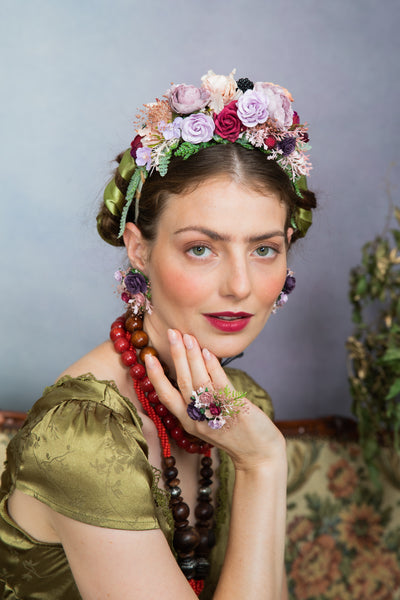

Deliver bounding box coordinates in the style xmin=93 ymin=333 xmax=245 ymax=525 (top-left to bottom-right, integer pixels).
xmin=230 ymin=432 xmax=287 ymax=473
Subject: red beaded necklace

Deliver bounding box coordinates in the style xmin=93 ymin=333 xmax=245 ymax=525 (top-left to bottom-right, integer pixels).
xmin=110 ymin=314 xmax=215 ymax=596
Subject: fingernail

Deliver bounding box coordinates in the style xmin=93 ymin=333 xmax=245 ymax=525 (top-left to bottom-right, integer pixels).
xmin=167 ymin=329 xmax=178 ymax=344
xmin=183 ymin=334 xmax=194 ymax=350
xmin=144 ymin=354 xmax=156 ymax=368
xmin=202 ymin=348 xmax=212 ymax=361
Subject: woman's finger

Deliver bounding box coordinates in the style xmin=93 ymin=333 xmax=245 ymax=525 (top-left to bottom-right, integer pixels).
xmin=143 ymin=354 xmax=186 ymax=416
xmin=182 ymin=334 xmax=213 ymax=392
xmin=202 ymin=347 xmax=233 ymax=392
xmin=166 ymin=329 xmax=194 ymax=400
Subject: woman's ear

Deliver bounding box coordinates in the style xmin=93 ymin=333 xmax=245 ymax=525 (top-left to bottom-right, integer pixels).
xmin=123 ymin=222 xmax=149 ymax=272
xmin=286 ymin=227 xmax=294 ymax=246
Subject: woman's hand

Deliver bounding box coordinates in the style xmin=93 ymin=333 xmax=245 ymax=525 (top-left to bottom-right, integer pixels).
xmin=145 ymin=329 xmax=286 ymax=471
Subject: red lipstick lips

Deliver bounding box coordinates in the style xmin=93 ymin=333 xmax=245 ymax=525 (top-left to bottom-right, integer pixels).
xmin=203 ymin=312 xmax=253 ymax=333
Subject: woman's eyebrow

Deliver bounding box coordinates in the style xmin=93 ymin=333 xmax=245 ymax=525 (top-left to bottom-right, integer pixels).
xmin=173 ymin=226 xmax=285 ymax=242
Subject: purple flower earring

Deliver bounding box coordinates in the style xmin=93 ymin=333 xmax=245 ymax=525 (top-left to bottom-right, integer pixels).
xmin=114 ymin=267 xmax=153 ymax=315
xmin=273 ymin=269 xmax=296 ymax=313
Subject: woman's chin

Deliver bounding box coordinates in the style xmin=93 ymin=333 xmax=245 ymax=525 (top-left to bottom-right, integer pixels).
xmin=197 ymin=334 xmax=256 ymax=361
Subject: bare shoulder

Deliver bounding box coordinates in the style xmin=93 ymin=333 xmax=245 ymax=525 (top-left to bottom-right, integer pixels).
xmin=57 ymin=340 xmax=122 ymax=383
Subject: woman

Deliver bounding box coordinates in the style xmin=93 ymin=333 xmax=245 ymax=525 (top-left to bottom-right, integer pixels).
xmin=0 ymin=70 xmax=316 ymax=599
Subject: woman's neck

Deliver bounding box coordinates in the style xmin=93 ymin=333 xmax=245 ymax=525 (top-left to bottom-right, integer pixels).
xmin=141 ymin=314 xmax=177 ymax=379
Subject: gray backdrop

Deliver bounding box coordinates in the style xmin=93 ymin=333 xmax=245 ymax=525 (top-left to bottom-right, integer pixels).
xmin=1 ymin=0 xmax=399 ymax=419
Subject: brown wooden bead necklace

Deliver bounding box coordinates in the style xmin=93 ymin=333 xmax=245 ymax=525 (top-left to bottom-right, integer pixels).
xmin=110 ymin=313 xmax=216 ymax=596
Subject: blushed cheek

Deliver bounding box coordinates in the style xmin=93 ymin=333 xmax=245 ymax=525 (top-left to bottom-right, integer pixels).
xmin=154 ymin=265 xmax=207 ymax=308
xmin=263 ymin=273 xmax=286 ymax=304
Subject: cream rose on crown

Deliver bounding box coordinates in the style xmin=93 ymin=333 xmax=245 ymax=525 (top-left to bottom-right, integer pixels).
xmin=201 ymin=69 xmax=241 ymax=113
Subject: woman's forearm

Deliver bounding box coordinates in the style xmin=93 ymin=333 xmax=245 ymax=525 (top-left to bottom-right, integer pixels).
xmin=214 ymin=451 xmax=288 ymax=600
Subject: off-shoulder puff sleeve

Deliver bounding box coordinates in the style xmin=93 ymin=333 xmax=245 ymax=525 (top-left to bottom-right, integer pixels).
xmin=12 ymin=376 xmax=164 ymax=532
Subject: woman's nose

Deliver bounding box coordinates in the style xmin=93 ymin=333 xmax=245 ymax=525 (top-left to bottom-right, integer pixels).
xmin=220 ymin=256 xmax=252 ymax=300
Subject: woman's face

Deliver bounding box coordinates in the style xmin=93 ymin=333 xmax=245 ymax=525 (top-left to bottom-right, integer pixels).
xmin=142 ymin=175 xmax=291 ymax=359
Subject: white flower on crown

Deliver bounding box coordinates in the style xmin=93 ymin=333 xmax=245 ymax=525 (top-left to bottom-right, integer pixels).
xmin=201 ymin=69 xmax=242 ymax=113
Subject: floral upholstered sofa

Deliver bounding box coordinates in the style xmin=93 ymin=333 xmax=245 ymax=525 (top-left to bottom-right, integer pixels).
xmin=283 ymin=416 xmax=400 ymax=600
xmin=1 ymin=412 xmax=400 ymax=599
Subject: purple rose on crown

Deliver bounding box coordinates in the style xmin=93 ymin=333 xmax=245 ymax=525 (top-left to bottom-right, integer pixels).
xmin=278 ymin=136 xmax=296 ymax=156
xmin=124 ymin=271 xmax=148 ymax=295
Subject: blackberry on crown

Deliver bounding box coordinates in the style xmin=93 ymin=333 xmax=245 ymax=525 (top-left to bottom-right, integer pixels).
xmin=236 ymin=78 xmax=254 ymax=92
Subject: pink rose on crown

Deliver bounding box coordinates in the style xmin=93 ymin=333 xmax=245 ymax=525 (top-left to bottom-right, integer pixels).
xmin=167 ymin=84 xmax=210 ymax=114
xmin=201 ymin=69 xmax=240 ymax=113
xmin=254 ymin=82 xmax=294 ymax=128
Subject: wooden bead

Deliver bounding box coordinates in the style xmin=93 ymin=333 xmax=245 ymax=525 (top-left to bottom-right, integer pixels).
xmin=196 ymin=529 xmax=216 ymax=554
xmin=173 ymin=526 xmax=200 ymax=553
xmin=131 ymin=330 xmax=148 ymax=348
xmin=172 ymin=502 xmax=190 ymax=522
xmin=200 ymin=466 xmax=213 ymax=479
xmin=201 ymin=456 xmax=212 ymax=467
xmin=194 ymin=502 xmax=214 ymax=521
xmin=164 ymin=466 xmax=178 ymax=481
xmin=164 ymin=456 xmax=176 ymax=468
xmin=168 ymin=477 xmax=180 ymax=488
xmin=139 ymin=346 xmax=158 ymax=362
xmin=125 ymin=316 xmax=143 ymax=332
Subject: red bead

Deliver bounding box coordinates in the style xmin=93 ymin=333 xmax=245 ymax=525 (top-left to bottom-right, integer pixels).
xmin=140 ymin=377 xmax=154 ymax=393
xmin=130 ymin=363 xmax=146 ymax=380
xmin=147 ymin=390 xmax=160 ymax=404
xmin=171 ymin=427 xmax=184 ymax=441
xmin=121 ymin=350 xmax=137 ymax=366
xmin=110 ymin=327 xmax=125 ymax=341
xmin=178 ymin=438 xmax=190 ymax=450
xmin=111 ymin=320 xmax=124 ymax=329
xmin=114 ymin=337 xmax=130 ymax=353
xmin=163 ymin=415 xmax=177 ymax=430
xmin=188 ymin=443 xmax=199 ymax=454
xmin=155 ymin=404 xmax=168 ymax=417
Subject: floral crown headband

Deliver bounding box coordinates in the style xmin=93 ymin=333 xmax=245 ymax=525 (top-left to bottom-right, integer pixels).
xmin=101 ymin=69 xmax=312 ymax=241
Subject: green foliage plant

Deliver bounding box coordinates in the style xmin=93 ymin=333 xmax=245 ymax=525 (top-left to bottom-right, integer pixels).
xmin=346 ymin=200 xmax=400 ymax=484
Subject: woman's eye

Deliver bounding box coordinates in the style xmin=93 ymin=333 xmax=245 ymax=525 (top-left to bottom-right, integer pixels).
xmin=255 ymin=246 xmax=276 ymax=257
xmin=188 ymin=245 xmax=211 ymax=257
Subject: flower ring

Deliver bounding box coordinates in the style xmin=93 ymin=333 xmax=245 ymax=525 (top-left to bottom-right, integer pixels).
xmin=187 ymin=385 xmax=247 ymax=430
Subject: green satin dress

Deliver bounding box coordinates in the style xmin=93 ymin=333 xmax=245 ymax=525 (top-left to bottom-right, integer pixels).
xmin=0 ymin=368 xmax=273 ymax=599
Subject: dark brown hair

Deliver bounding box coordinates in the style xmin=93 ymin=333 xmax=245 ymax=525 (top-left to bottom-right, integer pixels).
xmin=97 ymin=144 xmax=316 ymax=246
